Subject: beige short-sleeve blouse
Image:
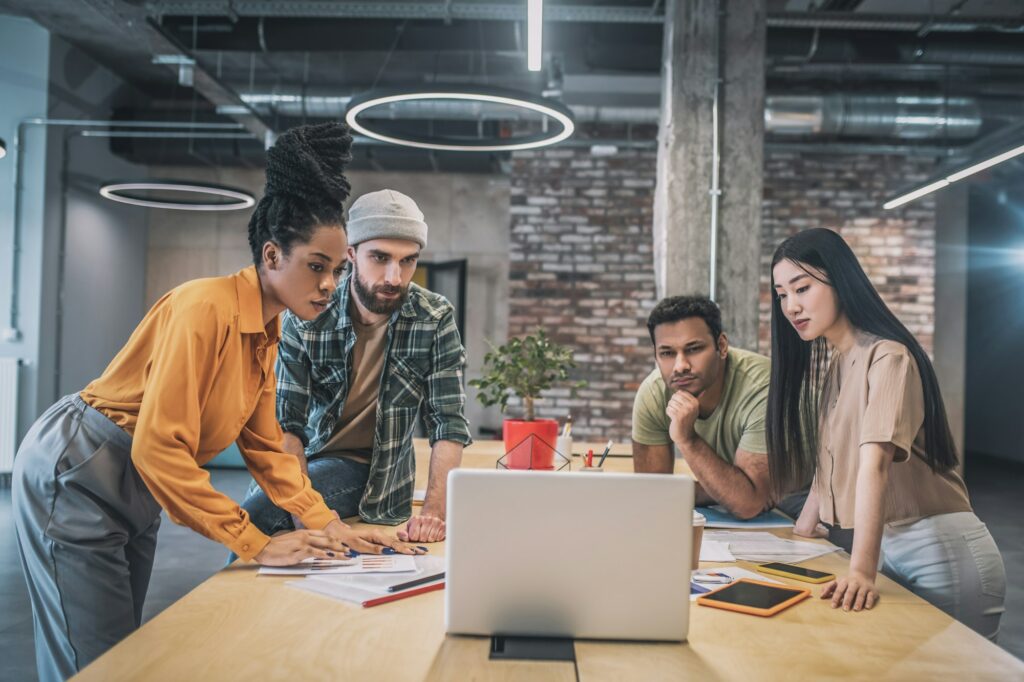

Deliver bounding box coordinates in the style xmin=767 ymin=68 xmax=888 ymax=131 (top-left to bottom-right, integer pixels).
xmin=815 ymin=334 xmax=972 ymax=529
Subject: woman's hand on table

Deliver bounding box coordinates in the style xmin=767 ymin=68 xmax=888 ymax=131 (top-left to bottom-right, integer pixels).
xmin=253 ymin=529 xmax=348 ymax=566
xmin=821 ymin=570 xmax=879 ymax=612
xmin=324 ymin=519 xmax=425 ymax=555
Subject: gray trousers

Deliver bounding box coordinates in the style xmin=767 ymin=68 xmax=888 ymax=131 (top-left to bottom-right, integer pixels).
xmin=12 ymin=394 xmax=161 ymax=682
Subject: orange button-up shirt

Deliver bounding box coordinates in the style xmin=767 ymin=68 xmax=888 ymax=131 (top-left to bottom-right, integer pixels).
xmin=81 ymin=266 xmax=335 ymax=560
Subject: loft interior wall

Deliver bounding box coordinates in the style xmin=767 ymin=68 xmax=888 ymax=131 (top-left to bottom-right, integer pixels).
xmin=49 ymin=35 xmax=150 ymax=399
xmin=0 ymin=17 xmax=151 ymax=443
xmin=0 ymin=15 xmax=52 ymax=443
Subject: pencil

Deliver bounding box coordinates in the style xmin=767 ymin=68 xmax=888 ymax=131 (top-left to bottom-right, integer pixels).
xmin=387 ymin=572 xmax=445 ymax=593
xmin=597 ymin=439 xmax=613 ymax=467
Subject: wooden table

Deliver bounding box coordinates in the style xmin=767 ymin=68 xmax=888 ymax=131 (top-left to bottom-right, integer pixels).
xmin=74 ymin=439 xmax=1024 ymax=681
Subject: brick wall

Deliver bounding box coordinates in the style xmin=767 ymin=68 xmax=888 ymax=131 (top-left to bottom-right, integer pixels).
xmin=508 ymin=146 xmax=659 ymax=441
xmin=759 ymin=153 xmax=939 ymax=355
xmin=508 ymin=147 xmax=939 ymax=441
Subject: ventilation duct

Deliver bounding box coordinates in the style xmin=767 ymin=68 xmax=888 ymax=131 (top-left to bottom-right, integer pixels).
xmin=765 ymin=94 xmax=982 ymax=139
xmin=228 ymin=88 xmax=983 ymax=141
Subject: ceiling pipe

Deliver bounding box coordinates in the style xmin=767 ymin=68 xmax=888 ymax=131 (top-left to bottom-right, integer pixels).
xmin=765 ymin=94 xmax=982 ymax=139
xmin=765 ymin=12 xmax=1024 ymax=34
xmin=145 ymin=3 xmax=1024 ymax=33
xmin=227 ymin=88 xmax=983 ymax=140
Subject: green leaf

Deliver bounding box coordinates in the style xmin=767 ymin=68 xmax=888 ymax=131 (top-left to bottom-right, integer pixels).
xmin=469 ymin=327 xmax=589 ymax=420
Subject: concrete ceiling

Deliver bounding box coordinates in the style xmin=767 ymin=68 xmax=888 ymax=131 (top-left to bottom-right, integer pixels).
xmin=3 ymin=0 xmax=1024 ymax=171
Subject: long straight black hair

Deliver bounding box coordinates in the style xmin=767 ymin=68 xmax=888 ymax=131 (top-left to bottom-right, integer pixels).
xmin=766 ymin=228 xmax=959 ymax=498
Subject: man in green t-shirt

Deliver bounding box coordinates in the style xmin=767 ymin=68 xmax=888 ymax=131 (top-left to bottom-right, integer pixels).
xmin=633 ymin=295 xmax=806 ymax=519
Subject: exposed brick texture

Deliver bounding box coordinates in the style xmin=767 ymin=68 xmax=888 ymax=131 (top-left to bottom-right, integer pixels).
xmin=507 ymin=147 xmax=659 ymax=441
xmin=759 ymin=153 xmax=939 ymax=355
xmin=508 ymin=147 xmax=939 ymax=441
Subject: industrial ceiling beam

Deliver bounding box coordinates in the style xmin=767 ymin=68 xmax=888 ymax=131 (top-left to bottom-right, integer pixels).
xmin=144 ymin=2 xmax=1024 ymax=33
xmin=78 ymin=0 xmax=273 ymax=141
xmin=146 ymin=1 xmax=668 ymax=23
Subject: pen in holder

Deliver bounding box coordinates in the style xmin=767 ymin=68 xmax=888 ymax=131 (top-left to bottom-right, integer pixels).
xmin=577 ymin=447 xmax=604 ymax=472
xmin=555 ymin=435 xmax=573 ymax=470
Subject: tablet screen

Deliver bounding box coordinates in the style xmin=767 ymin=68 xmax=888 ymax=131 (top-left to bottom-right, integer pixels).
xmin=700 ymin=581 xmax=806 ymax=609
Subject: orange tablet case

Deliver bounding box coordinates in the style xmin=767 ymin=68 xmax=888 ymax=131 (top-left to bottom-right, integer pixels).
xmin=696 ymin=578 xmax=811 ymax=617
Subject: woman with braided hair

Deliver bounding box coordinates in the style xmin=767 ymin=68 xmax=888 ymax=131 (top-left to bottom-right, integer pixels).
xmin=12 ymin=122 xmax=420 ymax=682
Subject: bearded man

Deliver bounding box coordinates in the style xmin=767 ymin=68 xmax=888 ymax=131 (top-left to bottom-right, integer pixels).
xmin=240 ymin=189 xmax=471 ymax=544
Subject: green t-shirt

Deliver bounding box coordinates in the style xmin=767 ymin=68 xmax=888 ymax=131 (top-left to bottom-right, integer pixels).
xmin=631 ymin=347 xmax=770 ymax=463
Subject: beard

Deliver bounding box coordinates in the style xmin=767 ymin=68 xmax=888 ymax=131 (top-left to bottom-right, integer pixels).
xmin=351 ymin=262 xmax=408 ymax=315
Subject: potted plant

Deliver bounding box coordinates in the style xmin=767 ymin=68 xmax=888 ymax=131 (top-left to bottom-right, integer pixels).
xmin=469 ymin=328 xmax=587 ymax=469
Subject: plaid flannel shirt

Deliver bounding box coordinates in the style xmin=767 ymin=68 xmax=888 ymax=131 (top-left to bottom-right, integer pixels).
xmin=276 ymin=273 xmax=472 ymax=524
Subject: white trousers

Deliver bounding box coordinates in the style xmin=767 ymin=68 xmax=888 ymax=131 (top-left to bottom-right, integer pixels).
xmin=881 ymin=511 xmax=1006 ymax=641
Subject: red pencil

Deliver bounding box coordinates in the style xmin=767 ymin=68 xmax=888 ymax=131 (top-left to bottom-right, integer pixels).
xmin=361 ymin=581 xmax=445 ymax=608
xmin=586 ymin=449 xmax=594 ymax=467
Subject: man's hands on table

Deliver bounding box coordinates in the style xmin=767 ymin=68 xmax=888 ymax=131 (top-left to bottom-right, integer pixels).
xmin=399 ymin=508 xmax=446 ymax=543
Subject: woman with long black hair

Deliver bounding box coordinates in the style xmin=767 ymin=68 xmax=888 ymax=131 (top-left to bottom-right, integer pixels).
xmin=767 ymin=228 xmax=1005 ymax=640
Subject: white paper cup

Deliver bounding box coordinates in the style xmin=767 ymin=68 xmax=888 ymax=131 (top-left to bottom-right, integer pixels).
xmin=692 ymin=510 xmax=706 ymax=570
xmin=555 ymin=435 xmax=573 ymax=469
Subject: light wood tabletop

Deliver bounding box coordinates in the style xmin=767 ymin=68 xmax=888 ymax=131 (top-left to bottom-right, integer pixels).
xmin=74 ymin=438 xmax=1024 ymax=681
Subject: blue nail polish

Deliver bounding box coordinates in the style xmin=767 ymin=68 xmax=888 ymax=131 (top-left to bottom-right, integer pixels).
xmin=381 ymin=547 xmax=396 ymax=555
xmin=347 ymin=550 xmax=361 ymax=557
xmin=327 ymin=551 xmax=335 ymax=558
xmin=417 ymin=546 xmax=429 ymax=552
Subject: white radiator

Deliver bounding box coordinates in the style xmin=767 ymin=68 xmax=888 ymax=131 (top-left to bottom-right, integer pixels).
xmin=0 ymin=357 xmax=18 ymax=476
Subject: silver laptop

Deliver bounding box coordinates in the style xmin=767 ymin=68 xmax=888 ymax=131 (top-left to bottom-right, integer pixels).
xmin=445 ymin=469 xmax=694 ymax=641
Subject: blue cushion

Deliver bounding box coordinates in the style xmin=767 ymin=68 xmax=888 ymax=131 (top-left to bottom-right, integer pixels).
xmin=205 ymin=442 xmax=246 ymax=469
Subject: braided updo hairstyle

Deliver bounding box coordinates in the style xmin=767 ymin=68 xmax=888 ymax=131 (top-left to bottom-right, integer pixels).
xmin=247 ymin=122 xmax=353 ymax=267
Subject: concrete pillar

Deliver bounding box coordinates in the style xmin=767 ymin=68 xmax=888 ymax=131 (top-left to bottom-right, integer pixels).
xmin=933 ymin=184 xmax=968 ymax=468
xmin=653 ymin=0 xmax=766 ymax=349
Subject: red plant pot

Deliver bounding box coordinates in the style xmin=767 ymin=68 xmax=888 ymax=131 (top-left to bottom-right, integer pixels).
xmin=502 ymin=418 xmax=559 ymax=470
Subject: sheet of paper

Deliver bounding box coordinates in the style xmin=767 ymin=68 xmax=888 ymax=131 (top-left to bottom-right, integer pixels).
xmin=696 ymin=505 xmax=794 ymax=529
xmin=287 ymin=555 xmax=446 ymax=605
xmin=288 ymin=578 xmax=381 ymax=605
xmin=699 ymin=540 xmax=736 ymax=563
xmin=289 ymin=578 xmax=439 ymax=606
xmin=302 ymin=555 xmax=446 ymax=595
xmin=703 ymin=531 xmax=839 ymax=564
xmin=259 ymin=554 xmax=418 ymax=576
xmin=690 ymin=566 xmax=781 ymax=600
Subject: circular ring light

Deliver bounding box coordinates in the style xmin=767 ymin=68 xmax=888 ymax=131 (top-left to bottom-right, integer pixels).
xmin=99 ymin=180 xmax=256 ymax=211
xmin=345 ymin=86 xmax=575 ymax=152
